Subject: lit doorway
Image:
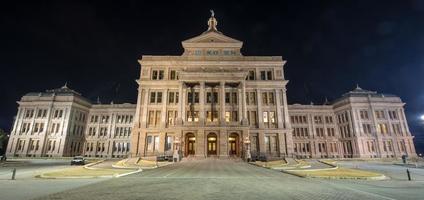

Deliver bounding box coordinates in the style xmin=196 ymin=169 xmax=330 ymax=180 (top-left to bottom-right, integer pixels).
xmin=185 ymin=133 xmax=196 ymax=156
xmin=229 ymin=133 xmax=239 ymax=156
xmin=207 ymin=133 xmax=217 ymax=156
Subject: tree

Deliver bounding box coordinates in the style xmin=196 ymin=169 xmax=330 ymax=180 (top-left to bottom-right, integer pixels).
xmin=0 ymin=129 xmax=8 ymax=155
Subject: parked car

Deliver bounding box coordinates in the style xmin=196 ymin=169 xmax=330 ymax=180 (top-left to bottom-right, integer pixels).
xmin=71 ymin=156 xmax=85 ymax=165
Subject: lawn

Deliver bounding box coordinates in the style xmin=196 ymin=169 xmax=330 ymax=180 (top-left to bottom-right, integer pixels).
xmin=40 ymin=167 xmax=134 ymax=178
xmin=254 ymin=160 xmax=287 ymax=168
xmin=290 ymin=167 xmax=384 ymax=179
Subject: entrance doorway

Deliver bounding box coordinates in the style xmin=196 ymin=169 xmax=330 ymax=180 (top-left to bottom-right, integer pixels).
xmin=185 ymin=133 xmax=196 ymax=156
xmin=229 ymin=133 xmax=239 ymax=156
xmin=207 ymin=133 xmax=217 ymax=156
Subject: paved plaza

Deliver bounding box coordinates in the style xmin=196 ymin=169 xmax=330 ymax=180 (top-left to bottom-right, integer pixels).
xmin=34 ymin=159 xmax=424 ymax=200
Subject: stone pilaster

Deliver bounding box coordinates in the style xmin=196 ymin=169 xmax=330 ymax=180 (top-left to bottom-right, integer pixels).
xmin=199 ymin=82 xmax=205 ymax=125
xmin=220 ymin=81 xmax=225 ymax=125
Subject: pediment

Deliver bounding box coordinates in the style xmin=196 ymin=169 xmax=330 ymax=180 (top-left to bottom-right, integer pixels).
xmin=182 ymin=31 xmax=242 ymax=44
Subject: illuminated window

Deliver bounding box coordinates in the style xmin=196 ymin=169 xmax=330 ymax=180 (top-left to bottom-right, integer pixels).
xmin=206 ymin=111 xmax=218 ymax=122
xmin=187 ymin=111 xmax=199 ymax=122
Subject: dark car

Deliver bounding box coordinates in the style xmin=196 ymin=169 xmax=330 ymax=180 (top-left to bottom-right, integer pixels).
xmin=71 ymin=156 xmax=85 ymax=165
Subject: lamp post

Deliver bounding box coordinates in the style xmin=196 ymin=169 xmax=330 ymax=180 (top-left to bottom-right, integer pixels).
xmin=173 ymin=136 xmax=181 ymax=162
xmin=244 ymin=136 xmax=251 ymax=162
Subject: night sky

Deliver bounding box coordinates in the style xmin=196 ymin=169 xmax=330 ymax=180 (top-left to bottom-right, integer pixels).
xmin=1 ymin=1 xmax=423 ymax=153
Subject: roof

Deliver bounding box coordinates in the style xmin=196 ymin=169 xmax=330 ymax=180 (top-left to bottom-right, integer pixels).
xmin=331 ymin=85 xmax=398 ymax=104
xmin=24 ymin=83 xmax=92 ymax=103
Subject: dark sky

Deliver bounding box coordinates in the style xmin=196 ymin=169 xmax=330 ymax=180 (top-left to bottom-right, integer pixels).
xmin=1 ymin=0 xmax=424 ymax=153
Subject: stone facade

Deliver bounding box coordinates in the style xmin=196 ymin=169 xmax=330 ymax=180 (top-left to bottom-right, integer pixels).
xmin=5 ymin=14 xmax=417 ymax=159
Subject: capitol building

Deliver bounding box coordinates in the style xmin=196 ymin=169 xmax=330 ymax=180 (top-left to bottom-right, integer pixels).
xmin=5 ymin=13 xmax=417 ymax=160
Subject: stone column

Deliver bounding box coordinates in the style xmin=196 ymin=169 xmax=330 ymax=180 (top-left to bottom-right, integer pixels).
xmin=159 ymin=132 xmax=166 ymax=154
xmin=196 ymin=129 xmax=205 ymax=158
xmin=141 ymin=88 xmax=150 ymax=128
xmin=182 ymin=87 xmax=187 ymax=123
xmin=241 ymin=81 xmax=248 ymax=125
xmin=199 ymin=82 xmax=205 ymax=125
xmin=275 ymin=89 xmax=284 ymax=128
xmin=258 ymin=131 xmax=266 ymax=155
xmin=160 ymin=89 xmax=168 ymax=128
xmin=219 ymin=129 xmax=228 ymax=158
xmin=256 ymin=89 xmax=263 ymax=129
xmin=220 ymin=81 xmax=226 ymax=125
xmin=369 ymin=102 xmax=383 ymax=157
xmin=133 ymin=85 xmax=143 ymax=130
xmin=176 ymin=82 xmax=184 ymax=125
xmin=282 ymin=88 xmax=294 ymax=156
xmin=238 ymin=87 xmax=243 ymax=123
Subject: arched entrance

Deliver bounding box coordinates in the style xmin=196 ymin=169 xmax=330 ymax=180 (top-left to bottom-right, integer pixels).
xmin=207 ymin=133 xmax=217 ymax=156
xmin=185 ymin=133 xmax=196 ymax=156
xmin=228 ymin=133 xmax=239 ymax=156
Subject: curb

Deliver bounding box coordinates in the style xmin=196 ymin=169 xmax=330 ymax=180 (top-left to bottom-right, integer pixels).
xmin=83 ymin=159 xmax=106 ymax=170
xmin=115 ymin=168 xmax=143 ymax=177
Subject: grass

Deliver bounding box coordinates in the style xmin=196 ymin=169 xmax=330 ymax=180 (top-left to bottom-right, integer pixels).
xmin=254 ymin=160 xmax=287 ymax=168
xmin=289 ymin=167 xmax=383 ymax=179
xmin=41 ymin=167 xmax=134 ymax=178
xmin=114 ymin=158 xmax=170 ymax=168
xmin=320 ymin=159 xmax=337 ymax=165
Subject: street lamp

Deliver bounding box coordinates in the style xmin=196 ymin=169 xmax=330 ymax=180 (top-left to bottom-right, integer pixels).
xmin=243 ymin=136 xmax=251 ymax=162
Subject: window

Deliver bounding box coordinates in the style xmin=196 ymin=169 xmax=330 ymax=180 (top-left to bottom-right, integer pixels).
xmin=360 ymin=110 xmax=369 ymax=120
xmin=392 ymin=124 xmax=402 ymax=135
xmin=265 ymin=136 xmax=271 ymax=152
xmin=327 ymin=128 xmax=335 ymax=137
xmin=378 ymin=123 xmax=388 ymax=134
xmin=150 ymin=92 xmax=163 ymax=103
xmin=375 ymin=110 xmax=385 ymax=119
xmin=168 ymin=92 xmax=179 ymax=104
xmin=268 ymin=92 xmax=274 ymax=105
xmin=248 ymin=111 xmax=257 ymax=126
xmin=101 ymin=115 xmax=109 ymax=123
xmin=207 ymin=92 xmax=218 ymax=103
xmin=261 ymin=92 xmax=274 ymax=105
xmin=388 ymin=110 xmax=398 ymax=120
xmin=206 ymin=111 xmax=218 ymax=122
xmin=224 ymin=111 xmax=238 ymax=122
xmin=147 ymin=136 xmax=153 ymax=151
xmin=153 ymin=136 xmax=159 ymax=151
xmin=152 ymin=70 xmax=164 ymax=80
xmin=25 ymin=109 xmax=34 ymax=118
xmin=325 ymin=116 xmax=333 ymax=123
xmin=187 ymin=111 xmax=199 ymax=122
xmin=148 ymin=111 xmax=161 ymax=126
xmin=168 ymin=110 xmax=177 ymax=126
xmin=224 ymin=92 xmax=237 ymax=104
xmin=165 ymin=136 xmax=173 ymax=151
xmin=188 ymin=92 xmax=199 ymax=104
xmin=37 ymin=109 xmax=47 ymax=118
xmin=246 ymin=70 xmax=255 ymax=80
xmin=260 ymin=70 xmax=273 ymax=80
xmin=262 ymin=92 xmax=268 ymax=105
xmin=363 ymin=124 xmax=372 ymax=134
xmin=314 ymin=116 xmax=323 ymax=124
xmin=263 ymin=112 xmax=268 ymax=123
xmin=246 ymin=92 xmax=256 ymax=105
xmin=316 ymin=128 xmax=324 ymax=137
xmin=170 ymin=70 xmax=177 ymax=80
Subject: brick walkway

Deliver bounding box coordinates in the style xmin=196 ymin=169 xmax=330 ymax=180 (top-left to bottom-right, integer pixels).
xmin=37 ymin=159 xmax=424 ymax=200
